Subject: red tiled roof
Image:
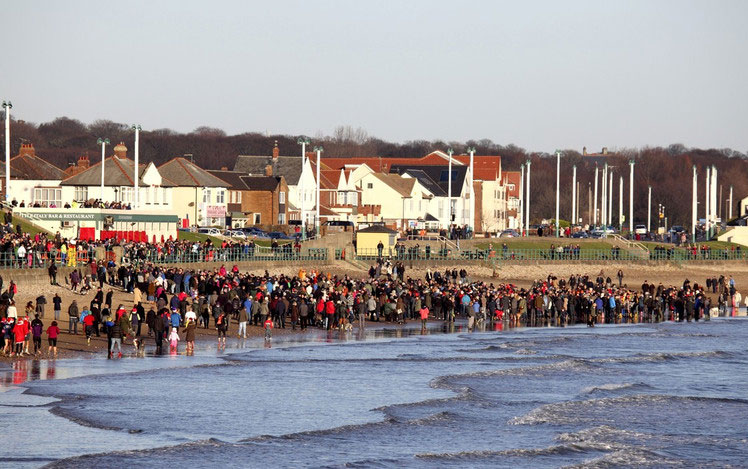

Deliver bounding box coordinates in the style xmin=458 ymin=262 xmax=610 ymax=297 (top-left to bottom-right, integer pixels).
xmin=453 ymin=155 xmax=502 ymax=181
xmin=502 ymin=171 xmax=521 ymax=198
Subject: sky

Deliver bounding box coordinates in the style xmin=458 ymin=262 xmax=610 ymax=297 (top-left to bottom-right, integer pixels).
xmin=4 ymin=0 xmax=748 ymax=153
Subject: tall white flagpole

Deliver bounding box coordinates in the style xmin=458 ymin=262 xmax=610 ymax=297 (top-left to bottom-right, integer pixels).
xmin=593 ymin=164 xmax=598 ymax=226
xmin=571 ymin=164 xmax=577 ymax=226
xmin=629 ymin=159 xmax=635 ymax=233
xmin=2 ymin=101 xmax=11 ymax=203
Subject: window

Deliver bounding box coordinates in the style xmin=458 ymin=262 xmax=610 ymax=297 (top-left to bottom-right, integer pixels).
xmin=203 ymin=188 xmax=211 ymax=203
xmin=217 ymin=189 xmax=225 ymax=204
xmin=162 ymin=187 xmax=168 ymax=205
xmin=278 ymin=213 xmax=286 ymax=224
xmin=34 ymin=187 xmax=62 ymax=207
xmin=438 ymin=200 xmax=444 ymax=218
xmin=279 ymin=191 xmax=285 ymax=204
xmin=367 ymin=182 xmax=373 ymax=189
xmin=145 ymin=186 xmax=151 ymax=205
xmin=254 ymin=213 xmax=261 ymax=224
xmin=120 ymin=187 xmax=133 ymax=203
xmin=350 ymin=192 xmax=358 ymax=207
xmin=74 ymin=186 xmax=88 ymax=202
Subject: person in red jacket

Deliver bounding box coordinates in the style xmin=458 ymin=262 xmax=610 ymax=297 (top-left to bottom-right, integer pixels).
xmin=12 ymin=318 xmax=26 ymax=357
xmin=325 ymin=299 xmax=335 ymax=330
xmin=83 ymin=312 xmax=95 ymax=345
xmin=47 ymin=321 xmax=60 ymax=357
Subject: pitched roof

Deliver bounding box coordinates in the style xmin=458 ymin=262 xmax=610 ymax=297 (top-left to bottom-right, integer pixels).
xmin=234 ymin=155 xmax=303 ymax=184
xmin=502 ymin=171 xmax=521 ymax=198
xmin=358 ymin=224 xmax=397 ymax=234
xmin=60 ymin=156 xmax=174 ymax=187
xmin=0 ymin=154 xmax=67 ymax=180
xmin=158 ymin=158 xmax=229 ymax=188
xmin=206 ymin=170 xmax=248 ymax=191
xmin=239 ymin=175 xmax=281 ymax=192
xmin=372 ymin=173 xmax=416 ymax=197
xmin=453 ymin=155 xmax=502 ymax=181
xmin=389 ymin=165 xmax=468 ymax=197
xmin=321 ymin=152 xmax=465 ymax=173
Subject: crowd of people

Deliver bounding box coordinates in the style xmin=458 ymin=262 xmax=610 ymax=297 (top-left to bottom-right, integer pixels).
xmin=0 ymin=247 xmax=740 ymax=359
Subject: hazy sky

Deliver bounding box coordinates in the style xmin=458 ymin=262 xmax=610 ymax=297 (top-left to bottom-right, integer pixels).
xmin=5 ymin=0 xmax=747 ymax=153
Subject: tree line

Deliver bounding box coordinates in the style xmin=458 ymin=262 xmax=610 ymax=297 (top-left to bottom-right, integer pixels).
xmin=3 ymin=116 xmax=747 ymax=227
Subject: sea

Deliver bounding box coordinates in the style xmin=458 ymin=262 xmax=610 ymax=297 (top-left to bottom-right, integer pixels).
xmin=2 ymin=318 xmax=747 ymax=469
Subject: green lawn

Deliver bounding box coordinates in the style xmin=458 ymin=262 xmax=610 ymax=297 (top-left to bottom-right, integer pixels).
xmin=177 ymin=230 xmax=292 ymax=247
xmin=177 ymin=230 xmax=223 ymax=244
xmin=474 ymin=238 xmax=619 ymax=251
xmin=639 ymin=240 xmax=740 ymax=250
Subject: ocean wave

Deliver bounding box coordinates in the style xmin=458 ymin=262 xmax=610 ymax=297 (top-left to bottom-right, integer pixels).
xmin=580 ymin=383 xmax=654 ymax=395
xmin=510 ymin=394 xmax=748 ymax=426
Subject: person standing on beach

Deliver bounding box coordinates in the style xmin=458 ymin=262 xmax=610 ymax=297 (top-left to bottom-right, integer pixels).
xmin=153 ymin=309 xmax=165 ymax=354
xmin=52 ymin=293 xmax=62 ymax=321
xmin=46 ymin=320 xmax=59 ymax=357
xmin=264 ymin=314 xmax=273 ymax=341
xmin=31 ymin=315 xmax=43 ymax=355
xmin=184 ymin=318 xmax=196 ymax=354
xmin=419 ymin=304 xmax=429 ymax=329
xmin=168 ymin=327 xmax=179 ymax=352
xmin=67 ymin=300 xmax=79 ymax=335
xmin=48 ymin=261 xmax=58 ymax=286
xmin=216 ymin=310 xmax=228 ymax=345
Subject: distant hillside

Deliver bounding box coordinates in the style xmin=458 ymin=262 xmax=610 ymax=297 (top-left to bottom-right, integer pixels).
xmin=4 ymin=117 xmax=747 ymax=226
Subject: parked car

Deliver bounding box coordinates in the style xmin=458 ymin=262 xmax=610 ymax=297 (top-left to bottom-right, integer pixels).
xmin=268 ymin=231 xmax=293 ymax=239
xmin=225 ymin=230 xmax=247 ymax=238
xmin=197 ymin=227 xmax=221 ymax=236
xmin=634 ymin=224 xmax=647 ymax=235
xmin=267 ymin=231 xmax=292 ymax=240
xmin=240 ymin=227 xmax=270 ymax=238
xmin=498 ymin=229 xmax=520 ymax=238
xmin=571 ymin=231 xmax=589 ymax=239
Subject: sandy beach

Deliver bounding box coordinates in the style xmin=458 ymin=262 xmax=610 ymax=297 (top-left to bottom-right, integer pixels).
xmin=1 ymin=259 xmax=744 ymax=362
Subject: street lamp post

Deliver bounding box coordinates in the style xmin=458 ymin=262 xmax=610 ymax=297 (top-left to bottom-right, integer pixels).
xmin=571 ymin=164 xmax=577 ymax=228
xmin=519 ymin=163 xmax=525 ymax=235
xmin=525 ymin=158 xmax=531 ymax=235
xmin=628 ymin=158 xmax=635 ymax=233
xmin=593 ymin=163 xmax=599 ymax=226
xmin=705 ymin=166 xmax=710 ymax=239
xmin=132 ymin=125 xmax=141 ymax=209
xmin=692 ymin=165 xmax=697 ymax=243
xmin=447 ymin=147 xmax=453 ymax=230
xmin=647 ymin=185 xmax=652 ymax=234
xmin=96 ymin=138 xmax=110 ymax=201
xmin=2 ymin=101 xmax=11 ymax=203
xmin=466 ymin=146 xmax=475 ymax=234
xmin=297 ymin=136 xmax=310 ymax=239
xmin=555 ymin=150 xmax=561 ymax=237
xmin=314 ymin=146 xmax=323 ymax=235
xmin=608 ymin=169 xmax=613 ymax=227
xmin=600 ymin=163 xmax=608 ymax=230
xmin=618 ymin=175 xmax=623 ymax=232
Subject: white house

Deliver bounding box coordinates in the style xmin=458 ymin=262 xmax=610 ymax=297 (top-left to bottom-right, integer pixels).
xmin=0 ymin=143 xmax=67 ymax=207
xmin=158 ymin=157 xmax=229 ymax=227
xmin=59 ymin=142 xmax=175 ymax=209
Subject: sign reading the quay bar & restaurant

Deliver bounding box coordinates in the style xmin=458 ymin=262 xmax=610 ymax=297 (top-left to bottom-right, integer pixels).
xmin=206 ymin=205 xmax=226 ymax=217
xmin=14 ymin=211 xmax=178 ymax=223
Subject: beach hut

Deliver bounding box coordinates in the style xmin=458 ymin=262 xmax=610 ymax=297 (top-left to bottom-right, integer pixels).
xmin=356 ymin=225 xmax=398 ymax=257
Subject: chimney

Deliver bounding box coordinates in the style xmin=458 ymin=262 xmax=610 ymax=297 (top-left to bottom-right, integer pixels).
xmin=583 ymin=146 xmax=587 ymax=156
xmin=265 ymin=164 xmax=273 ymax=177
xmin=19 ymin=143 xmax=35 ymax=157
xmin=113 ymin=141 xmax=128 ymax=158
xmin=602 ymin=147 xmax=608 ymax=155
xmin=272 ymin=140 xmax=279 ymax=160
xmin=78 ymin=155 xmax=90 ymax=169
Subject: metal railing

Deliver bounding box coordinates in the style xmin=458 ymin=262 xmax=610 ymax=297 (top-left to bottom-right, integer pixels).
xmin=354 ymin=247 xmax=748 ymax=262
xmin=122 ymin=246 xmax=329 ymax=264
xmin=0 ymin=248 xmax=95 ymax=269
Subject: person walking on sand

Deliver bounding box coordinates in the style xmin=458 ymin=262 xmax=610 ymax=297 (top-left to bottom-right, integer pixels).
xmin=31 ymin=314 xmax=43 ymax=355
xmin=109 ymin=315 xmax=123 ymax=358
xmin=168 ymin=326 xmax=180 ymax=352
xmin=264 ymin=314 xmax=273 ymax=341
xmin=617 ymin=270 xmax=624 ymax=288
xmin=46 ymin=320 xmax=60 ymax=357
xmin=216 ymin=310 xmax=228 ymax=345
xmin=184 ymin=318 xmax=196 ymax=354
xmin=67 ymin=300 xmax=79 ymax=334
xmin=419 ymin=304 xmax=429 ymax=329
xmin=53 ymin=293 xmax=62 ymax=321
